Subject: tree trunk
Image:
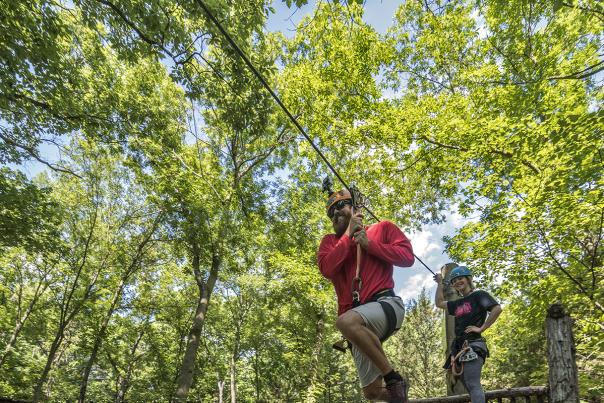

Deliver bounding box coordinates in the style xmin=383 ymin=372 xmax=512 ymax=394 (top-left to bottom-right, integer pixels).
xmin=114 ymin=327 xmax=145 ymax=403
xmin=79 ymin=328 xmax=104 ymax=402
xmin=441 ymin=263 xmax=467 ymax=396
xmin=230 ymin=354 xmax=237 ymax=403
xmin=79 ymin=284 xmax=126 ymax=403
xmin=34 ymin=207 xmax=99 ymax=402
xmin=79 ymin=215 xmax=161 ymax=402
xmin=546 ymin=304 xmax=579 ymax=403
xmin=174 ymin=251 xmax=220 ymax=400
xmin=304 ymin=312 xmax=325 ymax=402
xmin=218 ymin=379 xmax=224 ymax=403
xmin=33 ymin=329 xmax=64 ymax=402
xmin=253 ymin=340 xmax=267 ymax=401
xmin=229 ymin=297 xmax=245 ymax=403
xmin=33 ymin=276 xmax=100 ymax=401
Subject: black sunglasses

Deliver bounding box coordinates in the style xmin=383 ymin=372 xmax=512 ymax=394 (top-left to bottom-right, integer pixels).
xmin=328 ymin=199 xmax=352 ymax=218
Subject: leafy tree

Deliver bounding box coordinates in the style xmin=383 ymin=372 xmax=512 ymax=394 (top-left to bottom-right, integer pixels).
xmin=480 ymin=298 xmax=548 ymax=391
xmin=383 ymin=1 xmax=603 ymax=397
xmin=0 ymin=169 xmax=62 ymax=253
xmin=1 ymin=0 xmax=602 ymax=401
xmin=0 ymin=0 xmax=184 ymax=174
xmin=388 ymin=288 xmax=446 ymax=399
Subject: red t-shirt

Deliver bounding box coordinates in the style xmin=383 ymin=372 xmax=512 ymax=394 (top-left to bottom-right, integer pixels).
xmin=317 ymin=220 xmax=415 ymax=316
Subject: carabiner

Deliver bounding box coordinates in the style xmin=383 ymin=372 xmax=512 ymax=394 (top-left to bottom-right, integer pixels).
xmin=351 ymin=276 xmax=362 ymax=292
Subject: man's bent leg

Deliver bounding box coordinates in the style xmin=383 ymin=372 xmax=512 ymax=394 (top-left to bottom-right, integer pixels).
xmin=336 ymin=310 xmax=392 ymax=375
xmin=342 ymin=298 xmax=408 ymax=403
xmin=362 ymin=376 xmax=391 ymax=402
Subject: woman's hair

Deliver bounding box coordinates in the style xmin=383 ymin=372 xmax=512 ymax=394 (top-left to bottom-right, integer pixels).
xmin=456 ymin=276 xmax=475 ymax=297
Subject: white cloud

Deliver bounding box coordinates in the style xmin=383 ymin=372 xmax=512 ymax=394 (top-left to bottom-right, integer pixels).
xmin=409 ymin=229 xmax=440 ymax=256
xmin=405 ymin=207 xmax=478 ymax=274
xmin=396 ymin=273 xmax=435 ymax=302
xmin=393 ymin=207 xmax=476 ymax=302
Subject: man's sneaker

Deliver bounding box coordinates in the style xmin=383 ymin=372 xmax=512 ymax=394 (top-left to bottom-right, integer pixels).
xmin=385 ymin=377 xmax=408 ymax=403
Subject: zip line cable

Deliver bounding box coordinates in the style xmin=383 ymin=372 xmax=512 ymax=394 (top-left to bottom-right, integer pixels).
xmin=194 ymin=0 xmax=435 ymax=275
xmin=193 ymin=0 xmax=350 ymax=190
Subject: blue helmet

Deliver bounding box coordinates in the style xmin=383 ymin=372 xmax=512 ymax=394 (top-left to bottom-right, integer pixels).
xmin=449 ymin=266 xmax=472 ymax=284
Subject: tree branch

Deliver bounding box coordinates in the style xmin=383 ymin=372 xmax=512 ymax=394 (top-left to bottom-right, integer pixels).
xmin=549 ymin=58 xmax=604 ymax=80
xmin=560 ymin=1 xmax=604 ymax=22
xmin=419 ymin=135 xmax=541 ymax=174
xmin=535 ymin=221 xmax=604 ymax=314
xmin=0 ymin=128 xmax=82 ymax=178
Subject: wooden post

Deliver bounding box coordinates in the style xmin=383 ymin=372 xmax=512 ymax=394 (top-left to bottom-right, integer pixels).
xmin=546 ymin=304 xmax=579 ymax=403
xmin=441 ymin=263 xmax=468 ymax=396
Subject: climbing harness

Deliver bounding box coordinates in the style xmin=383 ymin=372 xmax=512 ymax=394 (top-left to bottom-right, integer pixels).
xmin=332 ymin=338 xmax=350 ymax=353
xmin=373 ymin=291 xmax=399 ymax=342
xmin=451 ymin=340 xmax=470 ymax=376
xmin=460 ymin=346 xmax=479 ymax=362
xmin=331 ymin=288 xmax=400 ymax=353
xmin=450 ymin=340 xmax=480 ymax=376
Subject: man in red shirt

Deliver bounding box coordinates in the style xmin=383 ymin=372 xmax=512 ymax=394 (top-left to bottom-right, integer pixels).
xmin=318 ymin=189 xmax=415 ymax=402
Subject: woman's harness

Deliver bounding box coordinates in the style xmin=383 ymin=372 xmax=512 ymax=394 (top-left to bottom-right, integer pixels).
xmin=447 ymin=336 xmax=487 ymax=376
xmin=450 ymin=340 xmax=479 ymax=375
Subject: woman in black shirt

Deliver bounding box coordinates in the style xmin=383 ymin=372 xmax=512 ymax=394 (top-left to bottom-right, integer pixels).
xmin=434 ymin=266 xmax=502 ymax=403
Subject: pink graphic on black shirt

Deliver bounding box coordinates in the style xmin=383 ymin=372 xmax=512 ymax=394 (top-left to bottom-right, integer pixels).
xmin=455 ymin=302 xmax=472 ymax=317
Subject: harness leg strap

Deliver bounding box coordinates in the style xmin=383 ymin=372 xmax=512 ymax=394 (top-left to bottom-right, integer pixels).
xmin=378 ymin=300 xmax=398 ymax=342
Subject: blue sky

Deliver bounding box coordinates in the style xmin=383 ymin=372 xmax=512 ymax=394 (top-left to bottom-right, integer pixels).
xmin=12 ymin=0 xmax=465 ymax=303
xmin=266 ymin=0 xmax=403 ymax=36
xmin=266 ymin=0 xmax=466 ymax=302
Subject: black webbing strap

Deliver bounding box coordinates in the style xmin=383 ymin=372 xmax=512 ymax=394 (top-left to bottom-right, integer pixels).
xmin=332 ymin=289 xmax=399 ymax=353
xmin=369 ymin=288 xmax=396 ymax=302
xmin=369 ymin=289 xmax=399 ymax=342
xmin=378 ymin=300 xmax=398 ymax=342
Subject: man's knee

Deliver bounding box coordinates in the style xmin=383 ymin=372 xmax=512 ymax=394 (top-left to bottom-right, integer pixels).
xmin=335 ymin=310 xmax=363 ymax=333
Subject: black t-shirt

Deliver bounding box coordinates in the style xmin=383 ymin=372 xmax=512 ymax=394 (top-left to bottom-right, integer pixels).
xmin=447 ymin=290 xmax=499 ymax=340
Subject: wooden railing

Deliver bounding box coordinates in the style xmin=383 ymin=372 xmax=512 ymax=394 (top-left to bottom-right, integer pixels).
xmin=409 ymin=386 xmax=549 ymax=402
xmin=0 ymin=398 xmax=31 ymax=403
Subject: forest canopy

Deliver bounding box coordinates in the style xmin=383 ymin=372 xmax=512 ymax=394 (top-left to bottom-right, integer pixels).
xmin=0 ymin=0 xmax=602 ymax=401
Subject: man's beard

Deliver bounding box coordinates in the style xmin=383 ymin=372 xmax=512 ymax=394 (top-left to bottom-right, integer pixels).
xmin=332 ymin=212 xmax=350 ymax=237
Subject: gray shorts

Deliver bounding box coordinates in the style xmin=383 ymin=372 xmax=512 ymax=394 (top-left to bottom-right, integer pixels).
xmin=350 ymin=296 xmax=406 ymax=387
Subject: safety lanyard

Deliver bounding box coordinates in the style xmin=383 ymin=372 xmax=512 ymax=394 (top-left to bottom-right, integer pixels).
xmin=351 ymin=204 xmax=363 ymax=307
